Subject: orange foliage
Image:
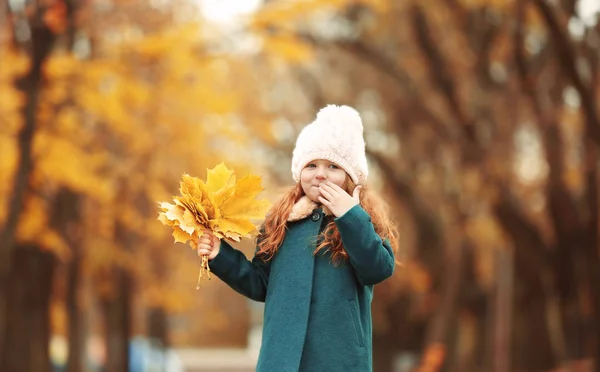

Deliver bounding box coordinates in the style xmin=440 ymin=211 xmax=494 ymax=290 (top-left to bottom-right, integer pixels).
xmin=43 ymin=0 xmax=68 ymax=34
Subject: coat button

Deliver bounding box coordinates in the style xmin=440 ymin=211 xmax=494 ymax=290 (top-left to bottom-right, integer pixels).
xmin=311 ymin=212 xmax=321 ymax=221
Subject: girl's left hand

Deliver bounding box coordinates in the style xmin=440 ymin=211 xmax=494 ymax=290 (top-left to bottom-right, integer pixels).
xmin=318 ymin=181 xmax=362 ymax=217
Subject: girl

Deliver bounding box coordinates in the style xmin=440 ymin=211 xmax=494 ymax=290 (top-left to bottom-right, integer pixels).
xmin=197 ymin=105 xmax=398 ymax=372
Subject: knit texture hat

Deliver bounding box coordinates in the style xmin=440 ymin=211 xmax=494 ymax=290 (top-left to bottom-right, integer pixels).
xmin=291 ymin=104 xmax=368 ymax=184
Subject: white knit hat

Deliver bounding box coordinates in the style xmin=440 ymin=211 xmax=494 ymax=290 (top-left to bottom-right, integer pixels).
xmin=291 ymin=104 xmax=368 ymax=184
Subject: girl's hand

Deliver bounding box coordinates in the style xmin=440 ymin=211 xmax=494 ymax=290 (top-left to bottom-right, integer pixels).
xmin=196 ymin=230 xmax=221 ymax=260
xmin=318 ymin=181 xmax=362 ymax=217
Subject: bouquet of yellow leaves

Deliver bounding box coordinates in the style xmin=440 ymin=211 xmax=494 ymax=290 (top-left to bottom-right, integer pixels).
xmin=158 ymin=163 xmax=271 ymax=289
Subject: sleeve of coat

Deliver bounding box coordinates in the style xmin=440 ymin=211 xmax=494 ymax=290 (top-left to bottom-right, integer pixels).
xmin=208 ymin=240 xmax=270 ymax=302
xmin=334 ymin=204 xmax=395 ymax=286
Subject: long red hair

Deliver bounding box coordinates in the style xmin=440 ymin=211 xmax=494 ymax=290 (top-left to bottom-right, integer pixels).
xmin=256 ymin=178 xmax=399 ymax=265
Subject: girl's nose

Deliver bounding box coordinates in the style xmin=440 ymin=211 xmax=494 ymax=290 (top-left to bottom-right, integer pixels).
xmin=315 ymin=167 xmax=327 ymax=180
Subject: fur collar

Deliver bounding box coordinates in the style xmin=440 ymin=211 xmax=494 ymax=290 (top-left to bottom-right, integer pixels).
xmin=288 ymin=196 xmax=332 ymax=222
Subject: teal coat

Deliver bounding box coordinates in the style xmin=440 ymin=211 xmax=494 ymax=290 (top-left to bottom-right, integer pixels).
xmin=208 ymin=204 xmax=395 ymax=372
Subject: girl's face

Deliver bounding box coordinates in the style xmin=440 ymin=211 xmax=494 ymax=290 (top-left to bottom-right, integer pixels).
xmin=300 ymin=159 xmax=348 ymax=202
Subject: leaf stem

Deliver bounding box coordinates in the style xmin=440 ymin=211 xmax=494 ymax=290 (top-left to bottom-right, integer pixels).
xmin=196 ymin=255 xmax=211 ymax=290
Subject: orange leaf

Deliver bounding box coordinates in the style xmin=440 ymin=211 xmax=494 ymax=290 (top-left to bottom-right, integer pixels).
xmin=43 ymin=1 xmax=68 ymax=34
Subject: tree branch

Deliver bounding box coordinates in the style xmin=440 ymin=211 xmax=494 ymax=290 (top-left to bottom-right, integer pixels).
xmin=367 ymin=149 xmax=445 ymax=276
xmin=410 ymin=4 xmax=476 ymax=144
xmin=531 ymin=0 xmax=600 ymax=148
xmin=298 ymin=31 xmax=456 ymax=143
xmin=333 ymin=37 xmax=415 ymax=91
xmin=493 ymin=187 xmax=554 ymax=289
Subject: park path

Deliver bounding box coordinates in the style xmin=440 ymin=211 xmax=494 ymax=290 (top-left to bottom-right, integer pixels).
xmin=176 ymin=348 xmax=257 ymax=372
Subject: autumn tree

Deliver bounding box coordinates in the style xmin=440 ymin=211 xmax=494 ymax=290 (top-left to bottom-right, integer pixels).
xmin=2 ymin=0 xmax=598 ymax=371
xmin=240 ymin=0 xmax=600 ymax=370
xmin=0 ymin=0 xmax=270 ymax=371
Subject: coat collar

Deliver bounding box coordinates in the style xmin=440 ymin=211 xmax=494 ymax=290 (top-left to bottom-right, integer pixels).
xmin=288 ymin=196 xmax=332 ymax=222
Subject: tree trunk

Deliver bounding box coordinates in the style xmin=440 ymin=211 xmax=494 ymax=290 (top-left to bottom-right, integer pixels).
xmin=494 ymin=192 xmax=558 ymax=370
xmin=66 ymin=254 xmax=85 ymax=372
xmin=372 ymin=341 xmax=396 ymax=372
xmin=147 ymin=201 xmax=169 ymax=350
xmin=147 ymin=307 xmax=169 ymax=347
xmin=102 ymin=214 xmax=133 ymax=372
xmin=102 ymin=265 xmax=132 ymax=372
xmin=492 ymin=248 xmax=513 ymax=372
xmin=515 ymin=0 xmax=591 ymax=361
xmin=420 ymin=240 xmax=468 ymax=371
xmin=47 ymin=187 xmax=86 ymax=372
xmin=584 ymin=142 xmax=600 ymax=372
xmin=146 ymin=249 xmax=169 ymax=362
xmin=373 ymin=296 xmax=424 ymax=372
xmin=0 ymin=23 xmax=55 ymax=361
xmin=513 ymin=293 xmax=558 ymax=371
xmin=1 ymin=245 xmax=55 ymax=372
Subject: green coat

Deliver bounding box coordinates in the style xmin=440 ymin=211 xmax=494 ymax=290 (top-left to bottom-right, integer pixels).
xmin=208 ymin=204 xmax=395 ymax=372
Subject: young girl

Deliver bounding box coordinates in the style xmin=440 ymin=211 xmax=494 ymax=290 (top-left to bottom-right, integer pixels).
xmin=197 ymin=105 xmax=398 ymax=372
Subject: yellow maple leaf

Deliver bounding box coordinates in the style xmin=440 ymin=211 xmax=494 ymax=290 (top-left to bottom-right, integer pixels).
xmin=179 ymin=174 xmax=204 ymax=200
xmin=224 ymin=231 xmax=243 ymax=241
xmin=158 ymin=163 xmax=270 ymax=245
xmin=179 ymin=177 xmax=218 ymax=220
xmin=172 ymin=225 xmax=191 ymax=244
xmin=178 ymin=209 xmax=202 ymax=235
xmin=157 ymin=211 xmax=172 ymax=226
xmin=219 ymin=175 xmax=271 ymax=220
xmin=205 ymin=163 xmax=236 ymax=193
xmin=164 ymin=203 xmax=184 ymax=222
xmin=158 ymin=163 xmax=271 ymax=284
xmin=214 ymin=217 xmax=257 ymax=241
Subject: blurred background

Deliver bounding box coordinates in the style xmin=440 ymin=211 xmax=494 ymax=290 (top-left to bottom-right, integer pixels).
xmin=1 ymin=0 xmax=600 ymax=371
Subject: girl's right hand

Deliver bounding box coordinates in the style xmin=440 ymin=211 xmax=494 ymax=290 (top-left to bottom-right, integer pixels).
xmin=196 ymin=230 xmax=221 ymax=260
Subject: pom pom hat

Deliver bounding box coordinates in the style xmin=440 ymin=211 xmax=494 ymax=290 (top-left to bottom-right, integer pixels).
xmin=291 ymin=104 xmax=368 ymax=184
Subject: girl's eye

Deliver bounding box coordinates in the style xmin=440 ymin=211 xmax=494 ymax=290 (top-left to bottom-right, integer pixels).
xmin=306 ymin=164 xmax=316 ymax=168
xmin=329 ymin=164 xmax=339 ymax=169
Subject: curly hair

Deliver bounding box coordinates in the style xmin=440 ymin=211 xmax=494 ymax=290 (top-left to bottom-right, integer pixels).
xmin=256 ymin=177 xmax=399 ymax=265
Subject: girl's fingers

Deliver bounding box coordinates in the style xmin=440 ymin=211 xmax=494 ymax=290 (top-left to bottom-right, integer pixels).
xmin=197 ymin=240 xmax=213 ymax=255
xmin=197 ymin=237 xmax=212 ymax=246
xmin=326 ymin=181 xmax=344 ymax=191
xmin=321 ymin=183 xmax=343 ymax=199
xmin=319 ymin=182 xmax=335 ymax=193
xmin=197 ymin=248 xmax=211 ymax=256
xmin=327 ymin=180 xmax=344 ymax=189
xmin=324 ymin=181 xmax=348 ymax=196
xmin=318 ymin=186 xmax=333 ymax=201
xmin=197 ymin=241 xmax=212 ymax=249
xmin=318 ymin=196 xmax=331 ymax=206
xmin=199 ymin=231 xmax=219 ymax=245
xmin=197 ymin=231 xmax=221 ymax=255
